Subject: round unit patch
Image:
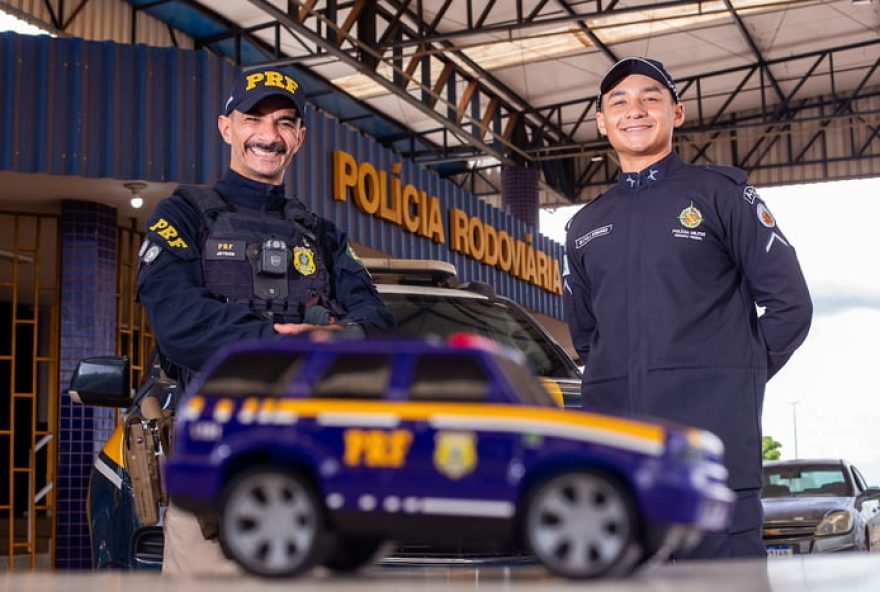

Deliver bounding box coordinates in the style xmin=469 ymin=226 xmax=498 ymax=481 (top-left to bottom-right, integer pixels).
xmin=678 ymin=204 xmax=703 ymax=229
xmin=757 ymin=203 xmax=776 ymax=228
xmin=142 ymin=244 xmax=161 ymax=264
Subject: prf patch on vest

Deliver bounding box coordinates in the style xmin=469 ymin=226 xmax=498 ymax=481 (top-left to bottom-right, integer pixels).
xmin=204 ymin=239 xmax=246 ymax=260
xmin=147 ymin=218 xmax=189 ymax=249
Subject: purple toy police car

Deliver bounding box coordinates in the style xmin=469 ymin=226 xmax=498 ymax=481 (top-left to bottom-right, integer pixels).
xmin=164 ymin=333 xmax=733 ymax=579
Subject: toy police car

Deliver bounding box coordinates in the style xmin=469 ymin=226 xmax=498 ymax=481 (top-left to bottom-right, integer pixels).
xmin=75 ymin=259 xmax=583 ymax=570
xmin=163 ymin=333 xmax=733 ymax=579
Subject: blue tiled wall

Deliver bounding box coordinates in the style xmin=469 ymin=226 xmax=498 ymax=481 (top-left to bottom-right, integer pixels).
xmin=56 ymin=201 xmax=118 ymax=569
xmin=502 ymin=166 xmax=539 ymax=229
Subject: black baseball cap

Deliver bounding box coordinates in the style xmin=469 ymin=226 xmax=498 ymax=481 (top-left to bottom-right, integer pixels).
xmin=222 ymin=68 xmax=306 ymax=117
xmin=596 ymin=57 xmax=680 ymax=111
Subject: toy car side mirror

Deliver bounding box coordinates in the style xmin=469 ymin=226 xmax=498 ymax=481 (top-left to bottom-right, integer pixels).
xmin=69 ymin=356 xmax=132 ymax=407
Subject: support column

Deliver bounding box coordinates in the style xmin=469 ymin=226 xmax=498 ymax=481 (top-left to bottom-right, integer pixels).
xmin=501 ymin=166 xmax=539 ymax=230
xmin=55 ymin=201 xmax=117 ymax=569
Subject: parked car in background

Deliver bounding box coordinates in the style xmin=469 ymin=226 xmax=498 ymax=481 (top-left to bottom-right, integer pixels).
xmin=163 ymin=333 xmax=733 ymax=579
xmin=762 ymin=459 xmax=880 ymax=557
xmin=72 ymin=259 xmax=582 ymax=569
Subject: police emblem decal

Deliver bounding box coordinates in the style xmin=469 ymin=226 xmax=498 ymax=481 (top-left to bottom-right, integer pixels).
xmin=293 ymin=246 xmax=316 ymax=276
xmin=433 ymin=432 xmax=477 ymax=480
xmin=757 ymin=203 xmax=776 ymax=228
xmin=678 ymin=203 xmax=703 ymax=229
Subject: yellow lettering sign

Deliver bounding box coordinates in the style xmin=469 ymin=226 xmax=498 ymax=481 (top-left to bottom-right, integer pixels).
xmin=344 ymin=429 xmax=413 ymax=468
xmin=331 ymin=151 xmax=562 ymax=294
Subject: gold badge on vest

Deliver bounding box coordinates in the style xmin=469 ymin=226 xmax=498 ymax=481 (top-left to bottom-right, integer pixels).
xmin=293 ymin=246 xmax=317 ymax=276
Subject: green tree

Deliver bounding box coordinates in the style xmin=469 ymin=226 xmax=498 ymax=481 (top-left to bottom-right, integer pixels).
xmin=763 ymin=435 xmax=782 ymax=460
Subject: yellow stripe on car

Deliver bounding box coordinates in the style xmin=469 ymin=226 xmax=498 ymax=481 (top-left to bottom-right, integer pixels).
xmin=192 ymin=396 xmax=666 ymax=456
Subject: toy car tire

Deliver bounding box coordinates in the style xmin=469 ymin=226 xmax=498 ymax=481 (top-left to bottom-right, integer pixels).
xmin=322 ymin=536 xmax=389 ymax=573
xmin=524 ymin=470 xmax=641 ymax=579
xmin=218 ymin=468 xmax=326 ymax=578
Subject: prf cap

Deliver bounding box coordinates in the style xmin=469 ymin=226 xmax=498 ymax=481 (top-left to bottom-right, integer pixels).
xmin=596 ymin=57 xmax=680 ymax=111
xmin=222 ymin=69 xmax=306 ymax=117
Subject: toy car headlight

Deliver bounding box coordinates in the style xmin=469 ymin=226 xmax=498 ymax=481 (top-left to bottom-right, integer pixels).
xmin=686 ymin=429 xmax=724 ymax=457
xmin=815 ymin=510 xmax=853 ymax=536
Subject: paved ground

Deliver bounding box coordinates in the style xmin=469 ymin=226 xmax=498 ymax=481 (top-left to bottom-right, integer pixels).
xmin=2 ymin=554 xmax=880 ymax=592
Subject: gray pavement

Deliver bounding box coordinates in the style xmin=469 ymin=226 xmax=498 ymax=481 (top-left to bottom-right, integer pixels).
xmin=3 ymin=554 xmax=880 ymax=592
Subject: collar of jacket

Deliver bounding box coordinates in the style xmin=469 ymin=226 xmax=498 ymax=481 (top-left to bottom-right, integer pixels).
xmin=214 ymin=170 xmax=288 ymax=212
xmin=617 ymin=152 xmax=684 ymax=192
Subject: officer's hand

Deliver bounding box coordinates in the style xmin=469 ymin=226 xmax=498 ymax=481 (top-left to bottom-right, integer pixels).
xmin=273 ymin=323 xmax=319 ymax=335
xmin=274 ymin=322 xmax=347 ymax=335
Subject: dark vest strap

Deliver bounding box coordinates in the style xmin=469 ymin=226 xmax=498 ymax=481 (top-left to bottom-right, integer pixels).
xmin=283 ymin=197 xmax=318 ymax=242
xmin=175 ymin=185 xmax=231 ymax=225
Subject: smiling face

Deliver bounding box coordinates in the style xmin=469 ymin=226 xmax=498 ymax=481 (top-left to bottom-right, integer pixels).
xmin=596 ymin=74 xmax=685 ymax=173
xmin=217 ymin=95 xmax=307 ymax=185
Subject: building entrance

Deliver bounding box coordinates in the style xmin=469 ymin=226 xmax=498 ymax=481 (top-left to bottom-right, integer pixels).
xmin=0 ymin=212 xmax=59 ymax=570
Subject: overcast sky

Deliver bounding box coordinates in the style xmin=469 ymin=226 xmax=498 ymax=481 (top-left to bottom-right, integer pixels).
xmin=541 ymin=176 xmax=880 ymax=484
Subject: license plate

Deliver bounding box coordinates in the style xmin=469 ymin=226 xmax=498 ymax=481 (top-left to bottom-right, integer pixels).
xmin=766 ymin=545 xmax=794 ymax=558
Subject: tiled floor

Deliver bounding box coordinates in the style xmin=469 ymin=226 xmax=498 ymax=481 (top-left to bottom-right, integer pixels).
xmin=2 ymin=554 xmax=880 ymax=592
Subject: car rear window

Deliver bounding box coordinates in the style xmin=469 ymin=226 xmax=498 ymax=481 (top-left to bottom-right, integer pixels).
xmin=380 ymin=292 xmax=577 ymax=379
xmin=312 ymin=354 xmax=392 ymax=399
xmin=408 ymin=354 xmax=489 ymax=402
xmin=200 ymin=352 xmax=305 ymax=397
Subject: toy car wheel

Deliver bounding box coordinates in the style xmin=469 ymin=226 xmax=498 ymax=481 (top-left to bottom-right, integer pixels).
xmin=219 ymin=468 xmax=325 ymax=578
xmin=323 ymin=536 xmax=388 ymax=573
xmin=525 ymin=470 xmax=640 ymax=578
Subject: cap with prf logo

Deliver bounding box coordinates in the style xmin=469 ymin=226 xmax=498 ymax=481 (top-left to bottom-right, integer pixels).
xmin=596 ymin=57 xmax=680 ymax=112
xmin=222 ymin=69 xmax=306 ymax=117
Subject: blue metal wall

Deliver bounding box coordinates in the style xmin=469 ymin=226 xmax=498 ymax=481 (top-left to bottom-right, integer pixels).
xmin=0 ymin=31 xmax=234 ymax=183
xmin=0 ymin=32 xmax=564 ymax=319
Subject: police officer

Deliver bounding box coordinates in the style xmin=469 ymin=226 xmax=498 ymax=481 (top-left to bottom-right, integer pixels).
xmin=563 ymin=57 xmax=812 ymax=559
xmin=136 ymin=68 xmax=393 ymax=576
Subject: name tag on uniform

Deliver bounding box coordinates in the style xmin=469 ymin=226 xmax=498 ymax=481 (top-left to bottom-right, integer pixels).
xmin=575 ymin=224 xmax=612 ymax=249
xmin=205 ymin=239 xmax=246 ymax=260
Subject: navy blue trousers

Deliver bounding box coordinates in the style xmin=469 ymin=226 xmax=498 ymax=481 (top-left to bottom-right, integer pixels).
xmin=674 ymin=488 xmax=766 ymax=560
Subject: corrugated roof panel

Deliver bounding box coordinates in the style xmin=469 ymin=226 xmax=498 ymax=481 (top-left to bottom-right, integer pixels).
xmin=0 ymin=31 xmax=232 ymax=182
xmin=3 ymin=0 xmax=195 ymax=49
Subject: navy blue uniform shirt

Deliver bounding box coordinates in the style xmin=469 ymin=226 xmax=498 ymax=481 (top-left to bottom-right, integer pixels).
xmin=136 ymin=170 xmax=393 ymax=374
xmin=563 ymin=152 xmax=812 ymax=489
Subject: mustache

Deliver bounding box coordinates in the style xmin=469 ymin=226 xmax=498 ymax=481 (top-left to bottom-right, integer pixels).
xmin=245 ymin=141 xmax=286 ymax=154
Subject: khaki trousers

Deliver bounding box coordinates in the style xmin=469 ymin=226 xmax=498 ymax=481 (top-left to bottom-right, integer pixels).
xmin=162 ymin=503 xmax=241 ymax=577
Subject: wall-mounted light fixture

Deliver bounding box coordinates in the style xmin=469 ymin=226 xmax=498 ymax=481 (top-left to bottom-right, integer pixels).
xmin=124 ymin=182 xmax=147 ymax=209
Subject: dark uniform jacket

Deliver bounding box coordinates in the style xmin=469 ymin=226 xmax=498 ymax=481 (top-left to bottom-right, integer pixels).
xmin=564 ymin=152 xmax=812 ymax=489
xmin=136 ymin=170 xmax=393 ymax=375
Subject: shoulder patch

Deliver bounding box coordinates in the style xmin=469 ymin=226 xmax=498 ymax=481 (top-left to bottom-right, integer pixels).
xmin=138 ymin=239 xmax=163 ymax=264
xmin=701 ymin=163 xmax=749 ymax=185
xmin=147 ymin=217 xmax=189 ymax=249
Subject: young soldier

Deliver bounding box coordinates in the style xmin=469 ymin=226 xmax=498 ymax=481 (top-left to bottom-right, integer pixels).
xmin=564 ymin=57 xmax=812 ymax=558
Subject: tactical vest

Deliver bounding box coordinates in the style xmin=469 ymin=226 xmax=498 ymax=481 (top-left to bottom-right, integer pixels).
xmin=176 ymin=186 xmax=334 ymax=324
